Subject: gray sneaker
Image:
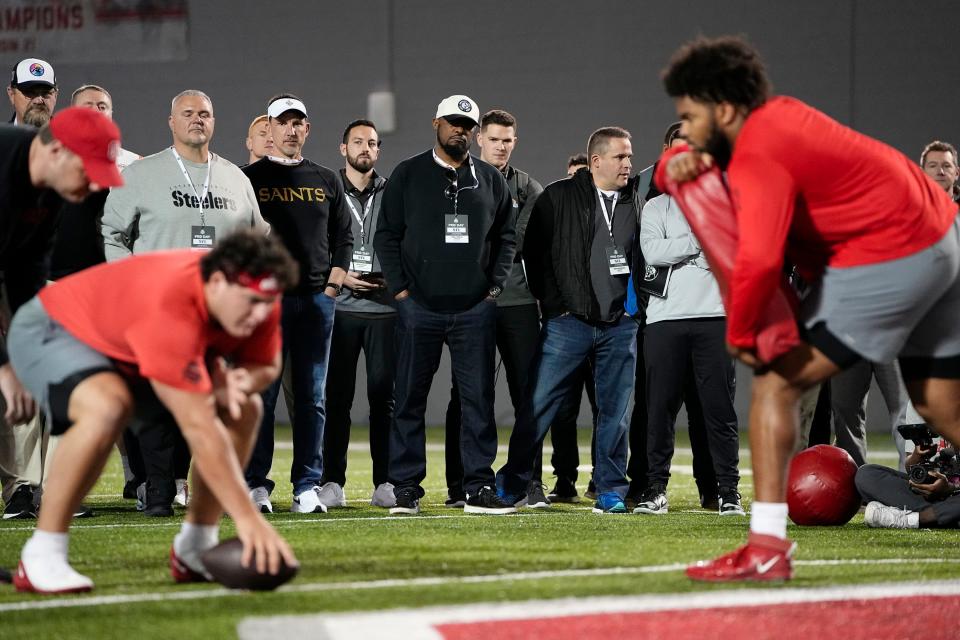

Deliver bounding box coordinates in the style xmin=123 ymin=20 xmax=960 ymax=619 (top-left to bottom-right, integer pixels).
xmin=633 ymin=485 xmax=668 ymax=515
xmin=371 ymin=482 xmax=396 ymax=508
xmin=250 ymin=486 xmax=273 ymax=514
xmin=864 ymin=501 xmax=919 ymax=528
xmin=316 ymin=481 xmax=347 ymax=508
xmin=135 ymin=482 xmax=146 ymax=512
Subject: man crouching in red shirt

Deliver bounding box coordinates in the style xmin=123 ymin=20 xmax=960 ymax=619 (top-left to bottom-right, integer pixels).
xmin=6 ymin=229 xmax=300 ymax=593
xmin=661 ymin=36 xmax=960 ymax=582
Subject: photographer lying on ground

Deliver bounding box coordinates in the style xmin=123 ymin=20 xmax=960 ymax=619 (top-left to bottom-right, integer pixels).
xmin=856 ymin=423 xmax=960 ymax=529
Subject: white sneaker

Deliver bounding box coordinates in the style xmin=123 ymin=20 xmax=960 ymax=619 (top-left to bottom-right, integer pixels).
xmin=174 ymin=479 xmax=190 ymax=507
xmin=291 ymin=486 xmax=328 ymax=514
xmin=316 ymin=481 xmax=346 ymax=508
xmin=371 ymin=482 xmax=396 ymax=508
xmin=250 ymin=486 xmax=273 ymax=514
xmin=864 ymin=501 xmax=919 ymax=529
xmin=14 ymin=555 xmax=93 ymax=594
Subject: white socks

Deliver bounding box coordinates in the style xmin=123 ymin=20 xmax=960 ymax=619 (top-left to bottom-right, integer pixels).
xmin=23 ymin=529 xmax=69 ymax=562
xmin=750 ymin=502 xmax=789 ymax=539
xmin=173 ymin=522 xmax=219 ymax=574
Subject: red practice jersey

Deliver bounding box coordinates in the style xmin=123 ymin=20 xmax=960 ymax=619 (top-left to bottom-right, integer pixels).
xmin=39 ymin=250 xmax=281 ymax=393
xmin=725 ymin=96 xmax=957 ymax=349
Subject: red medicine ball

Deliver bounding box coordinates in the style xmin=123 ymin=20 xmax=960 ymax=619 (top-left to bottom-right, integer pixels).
xmin=787 ymin=444 xmax=861 ymax=526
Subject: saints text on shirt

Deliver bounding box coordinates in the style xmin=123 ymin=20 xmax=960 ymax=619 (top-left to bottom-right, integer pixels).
xmin=257 ymin=187 xmax=327 ymax=203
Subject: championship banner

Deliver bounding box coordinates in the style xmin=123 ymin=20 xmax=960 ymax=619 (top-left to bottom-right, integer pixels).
xmin=0 ymin=0 xmax=189 ymax=64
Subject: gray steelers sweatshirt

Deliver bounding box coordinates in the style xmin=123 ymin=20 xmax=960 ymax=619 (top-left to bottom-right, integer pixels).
xmin=102 ymin=148 xmax=266 ymax=260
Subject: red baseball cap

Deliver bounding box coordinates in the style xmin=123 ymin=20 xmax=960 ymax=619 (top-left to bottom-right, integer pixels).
xmin=48 ymin=107 xmax=124 ymax=188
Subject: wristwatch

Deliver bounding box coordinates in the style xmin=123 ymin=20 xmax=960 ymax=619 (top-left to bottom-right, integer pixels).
xmin=488 ymin=285 xmax=503 ymax=299
xmin=325 ymin=282 xmax=343 ymax=296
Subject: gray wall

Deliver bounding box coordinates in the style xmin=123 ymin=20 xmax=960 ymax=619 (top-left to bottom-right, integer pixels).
xmin=45 ymin=0 xmax=960 ymax=429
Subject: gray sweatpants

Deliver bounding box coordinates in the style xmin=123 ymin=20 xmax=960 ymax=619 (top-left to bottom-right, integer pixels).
xmin=855 ymin=463 xmax=960 ymax=527
xmin=832 ymin=360 xmax=922 ymax=471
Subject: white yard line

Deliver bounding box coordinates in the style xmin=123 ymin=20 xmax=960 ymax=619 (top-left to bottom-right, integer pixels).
xmin=1 ymin=557 xmax=958 ymax=613
xmin=237 ymin=578 xmax=960 ymax=640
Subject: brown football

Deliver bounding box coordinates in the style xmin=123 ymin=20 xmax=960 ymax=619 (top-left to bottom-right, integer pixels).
xmin=200 ymin=538 xmax=299 ymax=590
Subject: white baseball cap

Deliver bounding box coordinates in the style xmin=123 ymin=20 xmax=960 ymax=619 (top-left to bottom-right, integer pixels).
xmin=11 ymin=58 xmax=55 ymax=89
xmin=267 ymin=96 xmax=308 ymax=119
xmin=435 ymin=94 xmax=479 ymax=126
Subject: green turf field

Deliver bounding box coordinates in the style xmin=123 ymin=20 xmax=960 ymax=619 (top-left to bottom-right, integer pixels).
xmin=0 ymin=426 xmax=956 ymax=639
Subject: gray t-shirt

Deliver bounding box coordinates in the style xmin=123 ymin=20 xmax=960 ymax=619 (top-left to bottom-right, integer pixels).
xmin=102 ymin=148 xmax=266 ymax=259
xmin=589 ymin=191 xmax=634 ymax=322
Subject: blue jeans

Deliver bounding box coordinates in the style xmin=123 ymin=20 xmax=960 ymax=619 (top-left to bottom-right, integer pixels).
xmin=389 ymin=296 xmax=498 ymax=496
xmin=245 ymin=291 xmax=336 ymax=495
xmin=498 ymin=314 xmax=638 ymax=497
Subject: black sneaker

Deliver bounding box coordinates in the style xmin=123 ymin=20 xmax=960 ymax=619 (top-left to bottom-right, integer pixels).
xmin=123 ymin=479 xmax=142 ymax=500
xmin=624 ymin=492 xmax=643 ymax=513
xmin=3 ymin=485 xmax=37 ymax=520
xmin=547 ymin=477 xmax=579 ymax=503
xmin=444 ymin=488 xmax=466 ymax=508
xmin=584 ymin=479 xmax=597 ymax=501
xmin=700 ymin=493 xmax=720 ymax=511
xmin=144 ymin=503 xmax=175 ymax=517
xmin=390 ymin=487 xmax=420 ymax=515
xmin=73 ymin=503 xmax=95 ymax=518
xmin=524 ymin=481 xmax=551 ymax=509
xmin=464 ymin=486 xmax=517 ymax=515
xmin=719 ymin=488 xmax=745 ymax=516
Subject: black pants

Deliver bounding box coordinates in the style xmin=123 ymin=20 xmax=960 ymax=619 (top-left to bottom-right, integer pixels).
xmin=123 ymin=414 xmax=190 ymax=507
xmin=322 ymin=311 xmax=396 ymax=488
xmin=445 ymin=303 xmax=539 ymax=495
xmin=390 ymin=297 xmax=497 ymax=496
xmin=808 ymin=381 xmax=832 ymax=447
xmin=644 ymin=318 xmax=740 ymax=490
xmin=627 ymin=323 xmax=716 ymax=497
xmin=547 ymin=359 xmax=597 ymax=485
xmin=856 ymin=464 xmax=960 ymax=526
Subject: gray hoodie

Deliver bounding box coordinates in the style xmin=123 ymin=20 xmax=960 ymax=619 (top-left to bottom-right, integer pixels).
xmin=640 ymin=194 xmax=724 ymax=325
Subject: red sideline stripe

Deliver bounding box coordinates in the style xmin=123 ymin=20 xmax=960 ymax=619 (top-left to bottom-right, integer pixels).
xmin=436 ymin=595 xmax=960 ymax=640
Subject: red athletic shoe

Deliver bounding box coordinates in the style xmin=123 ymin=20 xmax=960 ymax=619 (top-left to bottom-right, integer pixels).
xmin=13 ymin=559 xmax=93 ymax=594
xmin=169 ymin=546 xmax=211 ymax=584
xmin=686 ymin=533 xmax=796 ymax=582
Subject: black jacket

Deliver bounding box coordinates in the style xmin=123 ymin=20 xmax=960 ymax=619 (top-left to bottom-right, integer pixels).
xmin=374 ymin=150 xmax=516 ymax=312
xmin=525 ymin=167 xmax=648 ymax=320
xmin=0 ymin=125 xmax=63 ymax=364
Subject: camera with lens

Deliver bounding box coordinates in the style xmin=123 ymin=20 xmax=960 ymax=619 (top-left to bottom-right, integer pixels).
xmin=897 ymin=423 xmax=960 ymax=484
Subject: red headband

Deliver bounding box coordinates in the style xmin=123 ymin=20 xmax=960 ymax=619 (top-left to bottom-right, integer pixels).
xmin=234 ymin=272 xmax=280 ymax=294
